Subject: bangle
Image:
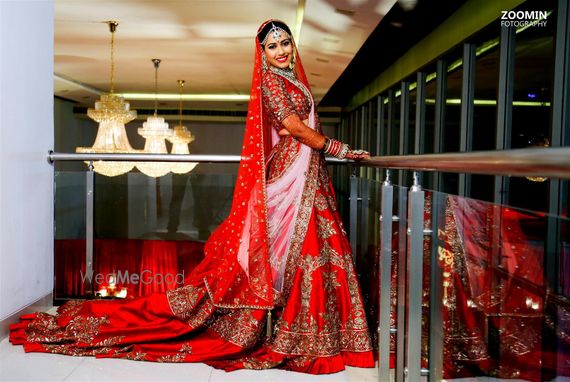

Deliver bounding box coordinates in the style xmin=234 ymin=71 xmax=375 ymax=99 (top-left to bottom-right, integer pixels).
xmin=323 ymin=138 xmax=350 ymax=159
xmin=322 ymin=137 xmax=330 ymax=152
xmin=338 ymin=144 xmax=350 ymax=159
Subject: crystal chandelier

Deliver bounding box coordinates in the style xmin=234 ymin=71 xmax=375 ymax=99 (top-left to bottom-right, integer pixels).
xmin=76 ymin=21 xmax=138 ymax=177
xmin=136 ymin=59 xmax=173 ymax=178
xmin=168 ymin=80 xmax=197 ymax=174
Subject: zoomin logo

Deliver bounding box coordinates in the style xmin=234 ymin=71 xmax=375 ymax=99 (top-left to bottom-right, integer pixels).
xmin=501 ymin=10 xmax=548 ymax=27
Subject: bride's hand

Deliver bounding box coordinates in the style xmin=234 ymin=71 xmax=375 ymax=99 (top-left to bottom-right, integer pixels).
xmin=345 ymin=149 xmax=371 ymax=161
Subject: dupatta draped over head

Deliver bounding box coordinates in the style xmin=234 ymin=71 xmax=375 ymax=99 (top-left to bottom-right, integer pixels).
xmin=188 ymin=19 xmax=313 ymax=310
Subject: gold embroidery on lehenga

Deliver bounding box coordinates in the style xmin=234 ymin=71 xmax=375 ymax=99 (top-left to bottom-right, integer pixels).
xmin=166 ymin=285 xmax=201 ymax=320
xmin=166 ymin=284 xmax=216 ymax=328
xmin=26 ymin=313 xmax=111 ymax=345
xmin=278 ymin=151 xmax=319 ymax=304
xmin=157 ymin=353 xmax=187 ymax=363
xmin=270 ymin=241 xmax=372 ymax=356
xmin=209 ymin=308 xmax=264 ymax=348
xmin=180 ymin=343 xmax=193 ymax=353
xmin=42 ymin=343 xmax=113 ymax=357
xmin=113 ymin=349 xmax=147 ymax=361
xmin=267 ymin=137 xmax=301 ymax=184
xmin=94 ymin=335 xmax=125 ymax=347
xmin=57 ymin=299 xmax=85 ymax=317
xmin=314 ymin=192 xmax=328 ymax=211
xmin=242 ymin=357 xmax=282 ymax=370
xmin=316 ymin=215 xmax=336 ymax=240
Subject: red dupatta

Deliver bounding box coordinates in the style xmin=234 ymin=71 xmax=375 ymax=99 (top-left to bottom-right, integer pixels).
xmin=187 ymin=19 xmax=311 ymax=310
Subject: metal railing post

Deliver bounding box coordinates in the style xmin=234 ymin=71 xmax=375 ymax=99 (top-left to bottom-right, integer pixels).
xmin=428 ymin=191 xmax=445 ymax=382
xmin=379 ymin=169 xmax=394 ymax=382
xmin=85 ymin=161 xmax=95 ymax=297
xmin=406 ymin=171 xmax=426 ymax=381
xmin=349 ymin=165 xmax=359 ymax=262
xmin=395 ymin=181 xmax=408 ymax=382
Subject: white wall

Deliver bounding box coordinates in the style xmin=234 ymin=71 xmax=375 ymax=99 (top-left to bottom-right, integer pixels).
xmin=0 ymin=0 xmax=54 ymax=334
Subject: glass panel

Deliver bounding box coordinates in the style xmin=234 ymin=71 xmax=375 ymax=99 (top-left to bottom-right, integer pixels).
xmin=54 ymin=168 xmax=237 ymax=300
xmin=442 ymin=47 xmax=463 ymax=194
xmin=54 ymin=170 xmax=86 ymax=300
xmin=472 ymin=24 xmax=500 ymax=202
xmin=424 ymin=69 xmax=437 ymax=156
xmin=425 ymin=186 xmax=570 ymax=380
xmin=509 ymin=2 xmax=556 ymax=213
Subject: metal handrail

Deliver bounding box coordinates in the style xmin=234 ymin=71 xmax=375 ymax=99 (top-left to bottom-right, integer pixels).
xmin=48 ymin=147 xmax=570 ymax=178
xmin=47 ymin=151 xmax=347 ymax=164
xmin=363 ymin=147 xmax=570 ymax=179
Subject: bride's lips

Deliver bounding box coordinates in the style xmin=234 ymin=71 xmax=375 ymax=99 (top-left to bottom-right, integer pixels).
xmin=276 ymin=55 xmax=289 ymax=63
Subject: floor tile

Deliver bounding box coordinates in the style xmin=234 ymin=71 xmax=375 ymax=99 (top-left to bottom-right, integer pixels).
xmin=63 ymin=357 xmax=213 ymax=382
xmin=0 ymin=338 xmax=85 ymax=381
xmin=208 ymin=367 xmax=350 ymax=382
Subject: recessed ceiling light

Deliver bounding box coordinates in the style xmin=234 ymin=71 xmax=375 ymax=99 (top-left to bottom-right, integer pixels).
xmin=316 ymin=57 xmax=329 ymax=63
xmin=335 ymin=8 xmax=355 ymax=17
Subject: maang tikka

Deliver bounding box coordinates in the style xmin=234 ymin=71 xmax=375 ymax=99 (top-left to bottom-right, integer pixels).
xmin=261 ymin=23 xmax=289 ymax=45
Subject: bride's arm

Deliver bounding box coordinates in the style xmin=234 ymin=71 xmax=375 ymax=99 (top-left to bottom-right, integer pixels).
xmin=280 ymin=115 xmax=370 ymax=160
xmin=280 ymin=114 xmax=325 ymax=150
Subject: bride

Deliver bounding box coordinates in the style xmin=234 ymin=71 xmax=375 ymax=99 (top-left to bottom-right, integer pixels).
xmin=11 ymin=19 xmax=373 ymax=374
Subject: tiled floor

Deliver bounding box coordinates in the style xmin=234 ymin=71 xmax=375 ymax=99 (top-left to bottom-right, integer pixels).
xmin=0 ymin=334 xmax=377 ymax=382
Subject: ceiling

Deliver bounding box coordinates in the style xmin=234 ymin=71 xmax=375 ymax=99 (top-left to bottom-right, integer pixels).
xmin=55 ymin=0 xmax=397 ymax=111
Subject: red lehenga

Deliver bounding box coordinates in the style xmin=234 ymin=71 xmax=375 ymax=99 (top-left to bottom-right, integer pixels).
xmin=10 ymin=20 xmax=374 ymax=374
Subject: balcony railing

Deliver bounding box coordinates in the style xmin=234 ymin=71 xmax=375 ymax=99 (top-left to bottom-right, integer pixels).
xmin=49 ymin=147 xmax=570 ymax=381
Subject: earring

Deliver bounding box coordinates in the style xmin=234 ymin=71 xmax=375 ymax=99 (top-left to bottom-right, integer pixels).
xmin=262 ymin=54 xmax=268 ymax=70
xmin=289 ymin=50 xmax=296 ymax=70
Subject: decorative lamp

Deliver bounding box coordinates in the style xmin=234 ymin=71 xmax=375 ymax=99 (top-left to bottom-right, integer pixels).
xmin=168 ymin=80 xmax=197 ymax=174
xmin=76 ymin=21 xmax=138 ymax=177
xmin=136 ymin=58 xmax=172 ymax=177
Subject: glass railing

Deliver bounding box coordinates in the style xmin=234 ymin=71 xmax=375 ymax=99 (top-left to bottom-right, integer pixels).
xmin=54 ymin=164 xmax=238 ymax=301
xmin=49 ymin=149 xmax=570 ymax=381
xmin=344 ymin=167 xmax=570 ymax=381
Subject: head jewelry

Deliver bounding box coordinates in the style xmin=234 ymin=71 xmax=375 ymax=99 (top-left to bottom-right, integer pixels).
xmin=261 ymin=23 xmax=290 ymax=45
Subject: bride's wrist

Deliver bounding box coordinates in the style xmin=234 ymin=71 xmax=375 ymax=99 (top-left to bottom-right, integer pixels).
xmin=323 ymin=138 xmax=350 ymax=159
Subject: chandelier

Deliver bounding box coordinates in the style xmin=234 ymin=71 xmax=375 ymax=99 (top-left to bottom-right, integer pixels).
xmin=76 ymin=21 xmax=138 ymax=177
xmin=136 ymin=59 xmax=173 ymax=178
xmin=168 ymin=80 xmax=197 ymax=174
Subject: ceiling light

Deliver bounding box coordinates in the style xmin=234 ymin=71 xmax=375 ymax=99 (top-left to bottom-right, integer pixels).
xmin=168 ymin=80 xmax=197 ymax=175
xmin=75 ymin=21 xmax=137 ymax=177
xmin=136 ymin=58 xmax=172 ymax=178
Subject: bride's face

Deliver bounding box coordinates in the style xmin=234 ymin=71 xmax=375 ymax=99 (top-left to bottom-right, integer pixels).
xmin=263 ymin=33 xmax=293 ymax=69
